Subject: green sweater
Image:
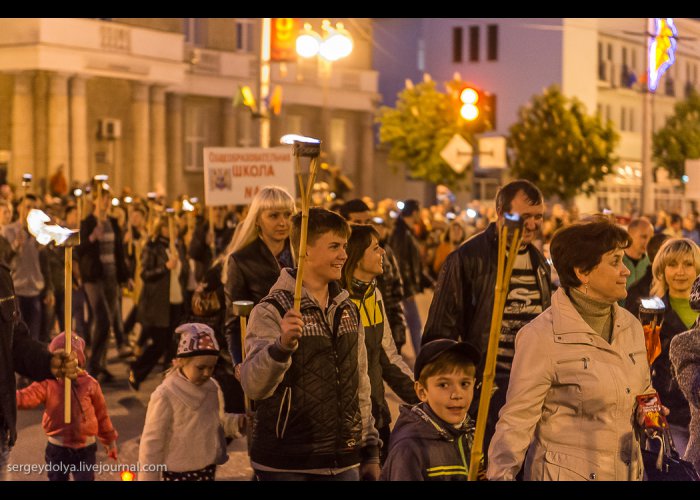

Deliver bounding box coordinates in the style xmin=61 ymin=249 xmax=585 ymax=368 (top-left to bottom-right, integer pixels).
xmin=669 ymin=295 xmax=698 ymax=329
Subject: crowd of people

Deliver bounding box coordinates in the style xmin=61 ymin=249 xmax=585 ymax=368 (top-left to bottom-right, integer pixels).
xmin=1 ymin=171 xmax=700 ymax=482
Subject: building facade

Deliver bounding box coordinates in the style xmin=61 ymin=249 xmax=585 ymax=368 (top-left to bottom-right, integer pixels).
xmin=0 ymin=18 xmax=379 ymax=201
xmin=373 ymin=18 xmax=700 ymax=215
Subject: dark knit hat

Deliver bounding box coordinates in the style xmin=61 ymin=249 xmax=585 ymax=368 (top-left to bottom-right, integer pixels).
xmin=414 ymin=339 xmax=481 ymax=381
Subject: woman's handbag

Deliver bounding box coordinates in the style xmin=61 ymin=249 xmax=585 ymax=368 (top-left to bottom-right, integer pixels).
xmin=191 ymin=284 xmax=221 ymax=317
xmin=641 ymin=427 xmax=700 ymax=481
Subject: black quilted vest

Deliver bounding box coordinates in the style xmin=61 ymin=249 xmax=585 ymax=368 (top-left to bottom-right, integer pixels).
xmin=249 ymin=287 xmax=364 ymax=470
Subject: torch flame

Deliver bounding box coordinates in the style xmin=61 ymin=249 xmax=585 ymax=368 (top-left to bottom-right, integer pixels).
xmin=280 ymin=134 xmax=321 ymax=145
xmin=26 ymin=209 xmax=77 ymax=246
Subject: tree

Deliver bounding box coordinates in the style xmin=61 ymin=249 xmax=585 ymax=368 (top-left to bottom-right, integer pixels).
xmin=652 ymin=88 xmax=700 ymax=181
xmin=508 ymin=85 xmax=619 ymax=203
xmin=376 ymin=76 xmax=489 ymax=191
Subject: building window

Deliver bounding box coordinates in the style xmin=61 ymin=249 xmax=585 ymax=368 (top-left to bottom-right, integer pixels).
xmin=487 ymin=24 xmax=498 ymax=61
xmin=417 ymin=38 xmax=425 ymax=72
xmin=629 ymin=108 xmax=635 ymax=132
xmin=184 ymin=105 xmax=209 ymax=172
xmin=620 ymin=107 xmax=626 ymax=131
xmin=469 ymin=26 xmax=479 ymax=62
xmin=236 ymin=18 xmax=255 ymax=53
xmin=598 ymin=42 xmax=606 ymax=81
xmin=184 ymin=18 xmax=206 ymax=47
xmin=452 ymin=27 xmax=463 ymax=63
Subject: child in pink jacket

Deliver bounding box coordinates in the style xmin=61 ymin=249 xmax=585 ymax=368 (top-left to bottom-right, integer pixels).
xmin=16 ymin=332 xmax=118 ymax=481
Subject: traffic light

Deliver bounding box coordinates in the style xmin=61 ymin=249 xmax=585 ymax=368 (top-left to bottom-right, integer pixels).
xmin=447 ymin=78 xmax=496 ymax=130
xmin=459 ymin=86 xmax=480 ymax=121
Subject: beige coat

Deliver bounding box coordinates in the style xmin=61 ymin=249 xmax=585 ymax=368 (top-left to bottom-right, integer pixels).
xmin=487 ymin=288 xmax=652 ymax=481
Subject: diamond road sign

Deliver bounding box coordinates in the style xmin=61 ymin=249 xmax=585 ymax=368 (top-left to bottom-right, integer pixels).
xmin=440 ymin=134 xmax=473 ymax=174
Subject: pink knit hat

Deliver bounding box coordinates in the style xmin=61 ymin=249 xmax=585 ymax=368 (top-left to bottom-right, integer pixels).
xmin=175 ymin=323 xmax=220 ymax=358
xmin=49 ymin=332 xmax=86 ymax=368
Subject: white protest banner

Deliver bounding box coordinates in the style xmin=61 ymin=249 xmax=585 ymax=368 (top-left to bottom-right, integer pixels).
xmin=203 ymin=147 xmax=296 ymax=206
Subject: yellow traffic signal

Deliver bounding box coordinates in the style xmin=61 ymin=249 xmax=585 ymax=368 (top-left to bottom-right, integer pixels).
xmin=460 ymin=86 xmax=480 ymax=121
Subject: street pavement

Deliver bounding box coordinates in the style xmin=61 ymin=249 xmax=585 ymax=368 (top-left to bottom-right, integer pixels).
xmin=7 ymin=292 xmax=432 ymax=481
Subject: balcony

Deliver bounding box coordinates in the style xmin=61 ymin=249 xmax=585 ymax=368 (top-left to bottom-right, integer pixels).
xmin=175 ymin=45 xmax=257 ymax=97
xmin=0 ymin=18 xmax=184 ymax=84
xmin=270 ymin=62 xmax=379 ymax=112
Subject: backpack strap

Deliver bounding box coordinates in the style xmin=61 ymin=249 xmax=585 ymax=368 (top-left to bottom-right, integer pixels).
xmin=260 ymin=296 xmax=287 ymax=319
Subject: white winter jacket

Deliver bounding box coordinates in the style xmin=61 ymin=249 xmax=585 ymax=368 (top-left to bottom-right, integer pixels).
xmin=138 ymin=369 xmax=244 ymax=480
xmin=488 ymin=288 xmax=652 ymax=481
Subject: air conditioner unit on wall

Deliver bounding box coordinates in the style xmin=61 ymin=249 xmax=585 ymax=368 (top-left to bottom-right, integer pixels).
xmin=98 ymin=118 xmax=122 ymax=140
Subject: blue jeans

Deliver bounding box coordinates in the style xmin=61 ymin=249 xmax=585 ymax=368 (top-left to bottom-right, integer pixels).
xmin=254 ymin=467 xmax=360 ymax=481
xmin=402 ymin=297 xmax=423 ymax=355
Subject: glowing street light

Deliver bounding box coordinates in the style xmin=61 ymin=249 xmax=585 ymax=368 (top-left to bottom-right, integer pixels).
xmin=296 ymin=24 xmax=322 ymax=58
xmin=295 ymin=20 xmax=353 ymax=62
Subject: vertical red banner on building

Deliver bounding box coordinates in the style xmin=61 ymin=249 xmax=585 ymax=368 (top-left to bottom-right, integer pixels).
xmin=271 ymin=18 xmax=299 ymax=62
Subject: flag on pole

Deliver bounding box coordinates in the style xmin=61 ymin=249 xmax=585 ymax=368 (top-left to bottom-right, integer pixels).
xmin=268 ymin=85 xmax=283 ymax=115
xmin=233 ymin=85 xmax=258 ymax=113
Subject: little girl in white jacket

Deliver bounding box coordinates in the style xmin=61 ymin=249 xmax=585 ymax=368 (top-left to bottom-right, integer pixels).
xmin=138 ymin=323 xmax=245 ymax=481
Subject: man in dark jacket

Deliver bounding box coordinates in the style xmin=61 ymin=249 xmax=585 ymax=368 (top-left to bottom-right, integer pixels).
xmin=78 ymin=188 xmax=130 ymax=381
xmin=0 ymin=262 xmax=78 ymax=479
xmin=338 ymin=199 xmax=408 ymax=353
xmin=422 ymin=179 xmax=552 ymax=455
xmin=389 ymin=199 xmax=429 ymax=356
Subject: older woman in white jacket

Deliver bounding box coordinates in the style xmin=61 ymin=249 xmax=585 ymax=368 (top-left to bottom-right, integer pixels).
xmin=488 ymin=216 xmax=653 ymax=481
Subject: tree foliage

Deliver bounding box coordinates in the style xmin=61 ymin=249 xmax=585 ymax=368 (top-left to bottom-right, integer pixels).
xmin=376 ymin=77 xmax=488 ymax=191
xmin=508 ymin=85 xmax=619 ymax=202
xmin=652 ymin=88 xmax=700 ymax=180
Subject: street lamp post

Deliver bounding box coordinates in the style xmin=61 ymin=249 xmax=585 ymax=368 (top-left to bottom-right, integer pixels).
xmin=259 ymin=18 xmax=272 ymax=148
xmin=294 ymin=20 xmax=353 ymax=164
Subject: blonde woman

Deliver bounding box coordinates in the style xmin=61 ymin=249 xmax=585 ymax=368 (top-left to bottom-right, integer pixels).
xmin=222 ymin=186 xmax=297 ymax=381
xmin=650 ymin=237 xmax=700 ymax=453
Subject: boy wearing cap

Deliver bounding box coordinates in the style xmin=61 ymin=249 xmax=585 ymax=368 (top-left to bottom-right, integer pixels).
xmin=138 ymin=323 xmax=245 ymax=481
xmin=16 ymin=332 xmax=118 ymax=481
xmin=380 ymin=339 xmax=485 ymax=481
xmin=240 ymin=207 xmax=381 ymax=481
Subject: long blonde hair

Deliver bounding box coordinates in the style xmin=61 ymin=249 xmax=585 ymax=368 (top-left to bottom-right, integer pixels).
xmin=651 ymin=237 xmax=700 ymax=297
xmin=220 ymin=186 xmax=296 ymax=284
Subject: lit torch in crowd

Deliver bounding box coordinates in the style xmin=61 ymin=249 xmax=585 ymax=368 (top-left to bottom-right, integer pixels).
xmin=280 ymin=134 xmax=322 ymax=317
xmin=468 ymin=212 xmax=523 ymax=481
xmin=26 ymin=209 xmax=80 ymax=424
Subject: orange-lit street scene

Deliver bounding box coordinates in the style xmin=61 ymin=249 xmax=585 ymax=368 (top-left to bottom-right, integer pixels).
xmin=2 ymin=17 xmax=700 ymax=484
